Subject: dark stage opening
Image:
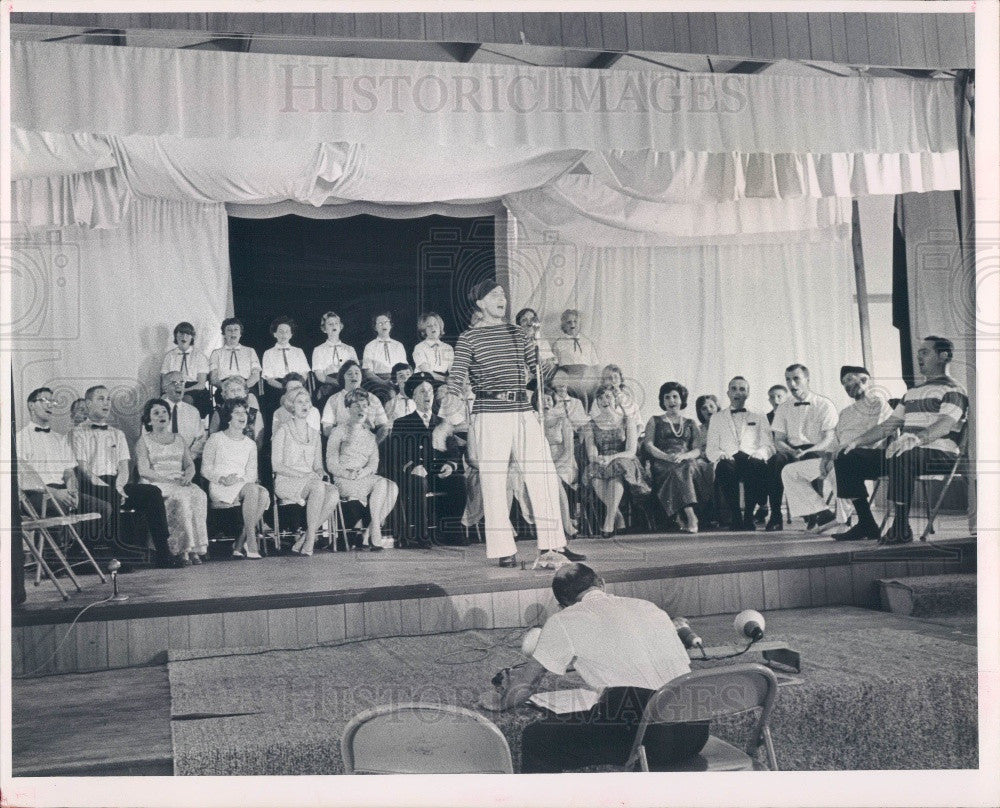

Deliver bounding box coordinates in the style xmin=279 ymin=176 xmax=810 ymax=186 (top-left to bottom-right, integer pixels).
xmin=228 ymin=214 xmax=497 ymax=361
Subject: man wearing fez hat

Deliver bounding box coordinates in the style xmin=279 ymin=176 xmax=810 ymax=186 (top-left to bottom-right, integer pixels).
xmin=782 ymin=363 xmax=893 ymax=537
xmin=435 ymin=280 xmax=585 ymax=568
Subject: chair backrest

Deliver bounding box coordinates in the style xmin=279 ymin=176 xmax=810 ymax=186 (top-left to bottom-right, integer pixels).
xmin=626 ymin=664 xmax=779 ymax=768
xmin=341 ymin=702 xmax=513 ymax=775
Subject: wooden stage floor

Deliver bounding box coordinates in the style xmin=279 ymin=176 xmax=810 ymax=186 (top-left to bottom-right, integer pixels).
xmin=16 ymin=515 xmax=975 ymax=624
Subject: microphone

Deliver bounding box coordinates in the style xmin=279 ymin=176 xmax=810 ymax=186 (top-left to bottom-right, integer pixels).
xmin=108 ymin=558 xmax=129 ymax=602
xmin=672 ymin=617 xmax=703 ymax=650
xmin=734 ymin=609 xmax=765 ymax=642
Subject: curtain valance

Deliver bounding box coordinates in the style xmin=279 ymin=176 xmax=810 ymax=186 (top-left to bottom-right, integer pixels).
xmin=14 ymin=40 xmax=958 ymax=154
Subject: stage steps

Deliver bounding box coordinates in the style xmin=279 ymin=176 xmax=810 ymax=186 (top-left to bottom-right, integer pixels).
xmin=879 ymin=573 xmax=977 ymax=617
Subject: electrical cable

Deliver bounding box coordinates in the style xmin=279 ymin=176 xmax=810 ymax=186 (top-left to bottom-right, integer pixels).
xmin=19 ymin=592 xmax=116 ymax=677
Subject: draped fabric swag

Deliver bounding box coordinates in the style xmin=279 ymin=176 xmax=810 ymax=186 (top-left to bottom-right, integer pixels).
xmin=9 ymin=39 xmax=963 ymax=424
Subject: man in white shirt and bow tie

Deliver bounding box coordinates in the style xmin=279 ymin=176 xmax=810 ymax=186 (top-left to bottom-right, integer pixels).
xmin=161 ymin=372 xmax=208 ymax=462
xmin=767 ymin=364 xmax=838 ymax=532
xmin=705 ymin=376 xmax=774 ymax=531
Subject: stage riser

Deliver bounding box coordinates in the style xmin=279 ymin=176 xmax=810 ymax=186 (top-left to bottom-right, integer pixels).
xmin=12 ymin=556 xmax=971 ymax=677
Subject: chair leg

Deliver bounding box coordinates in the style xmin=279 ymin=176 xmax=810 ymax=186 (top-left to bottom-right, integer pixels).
xmin=63 ymin=522 xmax=108 ymax=582
xmin=919 ymin=467 xmax=961 ymax=542
xmin=40 ymin=528 xmax=84 ymax=592
xmin=637 ymin=745 xmax=649 ymax=773
xmin=23 ymin=530 xmax=71 ymax=601
xmin=762 ymin=726 xmax=778 ymax=771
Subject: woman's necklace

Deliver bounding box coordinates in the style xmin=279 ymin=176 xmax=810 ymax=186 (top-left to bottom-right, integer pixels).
xmin=288 ymin=418 xmax=310 ymax=444
xmin=664 ymin=414 xmax=684 ymax=437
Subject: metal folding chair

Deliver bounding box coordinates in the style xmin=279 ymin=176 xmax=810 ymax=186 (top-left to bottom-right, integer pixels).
xmin=625 ymin=663 xmax=780 ymax=772
xmin=918 ymin=427 xmax=969 ymax=541
xmin=19 ymin=489 xmax=107 ymax=599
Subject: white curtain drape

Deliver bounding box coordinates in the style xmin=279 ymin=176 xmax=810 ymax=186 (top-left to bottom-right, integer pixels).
xmin=510 ymin=219 xmax=862 ymax=422
xmin=13 ymin=40 xmax=958 ymax=154
xmin=11 ymin=198 xmax=232 ymax=440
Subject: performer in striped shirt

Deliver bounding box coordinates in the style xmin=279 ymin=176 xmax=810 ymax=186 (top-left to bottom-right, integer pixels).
xmin=833 ymin=336 xmax=969 ymax=544
xmin=436 ymin=279 xmax=585 ymax=568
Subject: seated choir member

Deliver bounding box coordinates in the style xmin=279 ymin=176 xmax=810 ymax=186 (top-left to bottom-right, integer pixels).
xmin=537 ymin=387 xmax=578 ymax=539
xmin=767 ymin=364 xmax=838 ymax=532
xmin=588 ymin=364 xmax=643 ymax=436
xmin=272 ymin=373 xmax=321 ymax=434
xmin=161 ymin=321 xmax=212 ymax=418
xmin=834 ymin=337 xmax=968 ymax=544
xmin=311 ymin=311 xmax=358 ymax=409
xmin=261 ymin=316 xmax=311 ymax=417
xmin=515 ymin=307 xmax=557 ymax=378
xmin=783 ymin=365 xmax=894 ymax=535
xmin=693 ymin=393 xmax=721 ymax=527
xmin=766 ymin=385 xmax=788 ymax=426
xmin=209 ymin=375 xmax=264 ymax=446
xmin=705 ymin=377 xmax=774 ymax=531
xmin=643 ymin=382 xmax=714 ymax=535
xmin=383 ymin=363 xmax=416 ymax=424
xmin=326 ymin=388 xmax=398 ymax=551
xmin=136 ymin=398 xmax=209 ymax=565
xmin=320 ymin=360 xmax=389 ymax=441
xmin=202 ymin=398 xmax=271 ymax=559
xmin=389 ymin=372 xmax=465 ymax=548
xmin=161 ymin=372 xmax=208 ymax=463
xmin=209 ymin=317 xmax=261 ymax=391
xmin=551 ymin=309 xmax=601 ymax=405
xmin=584 ymin=384 xmax=651 ymax=538
xmin=17 ymin=387 xmax=114 ymax=554
xmin=272 ymin=388 xmax=340 ymax=556
xmin=70 ymin=397 xmax=89 ymax=427
xmin=412 ymin=312 xmax=454 ymax=382
xmin=550 ymin=368 xmax=591 ymax=432
xmin=72 ymin=385 xmax=179 ymax=567
xmin=361 ymin=311 xmax=407 ymax=402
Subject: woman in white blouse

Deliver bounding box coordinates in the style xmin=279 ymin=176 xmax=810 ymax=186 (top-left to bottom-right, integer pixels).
xmin=320 ymin=360 xmax=389 ymax=441
xmin=412 ymin=312 xmax=454 ymax=382
xmin=272 ymin=389 xmax=340 ymax=556
xmin=261 ymin=316 xmax=311 ymax=415
xmin=202 ymin=399 xmax=271 ymax=559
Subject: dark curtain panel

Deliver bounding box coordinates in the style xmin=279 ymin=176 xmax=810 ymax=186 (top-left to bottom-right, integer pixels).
xmin=10 ymin=378 xmax=26 ymax=608
xmin=891 ymin=198 xmax=915 ymax=389
xmin=227 ymin=215 xmax=496 ymax=361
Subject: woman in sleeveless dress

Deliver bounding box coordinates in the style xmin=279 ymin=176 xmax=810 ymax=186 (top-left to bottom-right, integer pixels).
xmin=136 ymin=398 xmax=209 ymax=564
xmin=272 ymin=389 xmax=340 ymax=556
xmin=202 ymin=399 xmax=271 ymax=559
xmin=583 ymin=385 xmax=650 ymax=537
xmin=644 ymin=382 xmax=715 ymax=534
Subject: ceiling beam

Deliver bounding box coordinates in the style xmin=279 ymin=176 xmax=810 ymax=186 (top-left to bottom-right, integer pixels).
xmin=42 ymin=27 xmax=124 ymax=45
xmin=725 ymin=60 xmax=770 ymax=74
xmin=587 ymin=52 xmax=623 ymax=70
xmin=179 ymin=34 xmax=252 ymax=52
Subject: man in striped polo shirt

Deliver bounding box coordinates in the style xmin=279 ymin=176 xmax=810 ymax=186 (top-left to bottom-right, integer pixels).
xmin=437 ymin=280 xmax=585 ymax=568
xmin=833 ymin=336 xmax=969 ymax=544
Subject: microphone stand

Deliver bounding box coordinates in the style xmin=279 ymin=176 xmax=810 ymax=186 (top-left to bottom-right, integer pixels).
xmin=532 ymin=324 xmax=544 ymax=421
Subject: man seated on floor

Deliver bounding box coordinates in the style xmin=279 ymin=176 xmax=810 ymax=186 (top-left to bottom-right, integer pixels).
xmin=71 ymin=385 xmax=182 ymax=568
xmin=389 ymin=372 xmax=466 ymax=548
xmin=768 ymin=364 xmax=838 ymax=532
xmin=705 ymin=376 xmax=774 ymax=531
xmin=833 ymin=336 xmax=969 ymax=544
xmin=479 ymin=563 xmax=709 ymax=773
xmin=17 ymin=387 xmax=112 ymax=539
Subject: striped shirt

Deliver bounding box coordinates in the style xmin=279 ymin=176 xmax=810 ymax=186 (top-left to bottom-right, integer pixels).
xmin=894 ymin=376 xmax=968 ymax=455
xmin=448 ymin=323 xmax=536 ymax=413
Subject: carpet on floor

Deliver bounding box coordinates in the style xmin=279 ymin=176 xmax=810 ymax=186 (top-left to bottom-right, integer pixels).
xmin=167 ymin=607 xmax=977 ymax=775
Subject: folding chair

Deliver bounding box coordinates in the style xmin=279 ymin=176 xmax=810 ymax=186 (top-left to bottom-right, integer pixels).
xmin=271 ymin=476 xmax=348 ymax=552
xmin=918 ymin=426 xmax=969 ymax=541
xmin=19 ymin=490 xmax=107 ymax=599
xmin=625 ymin=663 xmax=779 ymax=772
xmin=208 ymin=501 xmax=270 ymax=554
xmin=341 ymin=703 xmax=513 ymax=774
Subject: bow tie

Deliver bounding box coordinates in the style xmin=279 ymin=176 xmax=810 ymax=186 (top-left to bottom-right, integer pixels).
xmin=34 ymin=426 xmax=51 ymax=433
xmin=731 ymin=408 xmax=747 ymax=414
xmin=90 ymin=423 xmax=110 ymax=430
xmin=794 ymin=401 xmax=811 ymax=407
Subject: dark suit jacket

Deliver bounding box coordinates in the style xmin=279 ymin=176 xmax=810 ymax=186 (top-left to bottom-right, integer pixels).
xmin=389 ymin=411 xmax=459 ymax=479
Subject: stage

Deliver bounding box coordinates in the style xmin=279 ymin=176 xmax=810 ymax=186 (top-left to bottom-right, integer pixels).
xmin=12 ymin=518 xmax=976 ymax=678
